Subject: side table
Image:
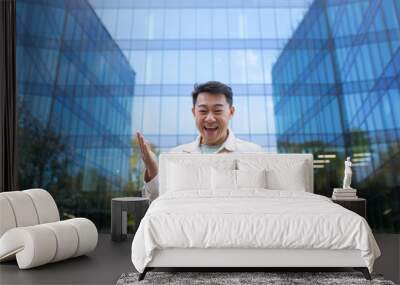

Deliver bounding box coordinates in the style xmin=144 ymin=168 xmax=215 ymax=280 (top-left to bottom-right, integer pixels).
xmin=111 ymin=197 xmax=149 ymax=241
xmin=331 ymin=198 xmax=366 ymax=219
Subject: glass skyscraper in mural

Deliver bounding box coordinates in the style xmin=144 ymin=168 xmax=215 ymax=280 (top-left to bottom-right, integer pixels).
xmin=272 ymin=0 xmax=400 ymax=232
xmin=89 ymin=0 xmax=311 ymax=152
xmin=15 ymin=0 xmax=399 ymax=232
xmin=16 ymin=0 xmax=135 ymax=226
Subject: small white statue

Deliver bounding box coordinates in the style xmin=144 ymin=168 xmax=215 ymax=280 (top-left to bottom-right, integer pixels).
xmin=342 ymin=156 xmax=353 ymax=189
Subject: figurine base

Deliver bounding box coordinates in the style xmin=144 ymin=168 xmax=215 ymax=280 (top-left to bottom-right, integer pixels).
xmin=334 ymin=187 xmax=357 ymax=191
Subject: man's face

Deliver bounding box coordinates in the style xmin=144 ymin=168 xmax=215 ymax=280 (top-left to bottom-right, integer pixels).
xmin=192 ymin=92 xmax=235 ymax=146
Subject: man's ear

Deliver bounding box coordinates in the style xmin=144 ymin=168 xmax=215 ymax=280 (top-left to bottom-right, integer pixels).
xmin=229 ymin=106 xmax=235 ymax=118
xmin=192 ymin=106 xmax=196 ymax=117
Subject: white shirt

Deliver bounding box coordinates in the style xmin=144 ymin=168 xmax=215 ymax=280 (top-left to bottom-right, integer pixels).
xmin=142 ymin=130 xmax=264 ymax=201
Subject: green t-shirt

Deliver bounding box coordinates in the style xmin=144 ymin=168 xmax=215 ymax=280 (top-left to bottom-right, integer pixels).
xmin=199 ymin=144 xmax=222 ymax=154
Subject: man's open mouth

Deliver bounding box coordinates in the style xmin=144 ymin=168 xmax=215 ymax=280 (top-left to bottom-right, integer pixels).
xmin=204 ymin=126 xmax=218 ymax=133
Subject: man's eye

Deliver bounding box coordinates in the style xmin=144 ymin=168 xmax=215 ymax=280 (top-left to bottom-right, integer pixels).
xmin=214 ymin=110 xmax=223 ymax=114
xmin=199 ymin=110 xmax=207 ymax=114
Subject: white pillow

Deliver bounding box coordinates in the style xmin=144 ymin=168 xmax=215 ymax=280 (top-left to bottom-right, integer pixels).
xmin=167 ymin=162 xmax=211 ymax=191
xmin=266 ymin=161 xmax=306 ymax=191
xmin=212 ymin=168 xmax=236 ymax=190
xmin=236 ymin=169 xmax=267 ymax=189
xmin=211 ymin=168 xmax=268 ymax=190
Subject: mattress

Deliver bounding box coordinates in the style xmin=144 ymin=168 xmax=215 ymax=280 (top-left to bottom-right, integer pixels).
xmin=131 ymin=190 xmax=380 ymax=273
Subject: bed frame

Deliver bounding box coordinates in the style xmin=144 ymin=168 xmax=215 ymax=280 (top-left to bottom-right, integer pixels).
xmin=138 ymin=153 xmax=372 ymax=281
xmin=139 ymin=248 xmax=371 ymax=280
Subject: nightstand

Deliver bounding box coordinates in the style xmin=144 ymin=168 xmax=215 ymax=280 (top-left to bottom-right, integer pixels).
xmin=111 ymin=197 xmax=149 ymax=241
xmin=331 ymin=198 xmax=366 ymax=219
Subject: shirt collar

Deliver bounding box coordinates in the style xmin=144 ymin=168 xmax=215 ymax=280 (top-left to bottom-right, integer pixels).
xmin=221 ymin=129 xmax=236 ymax=152
xmin=182 ymin=129 xmax=236 ymax=153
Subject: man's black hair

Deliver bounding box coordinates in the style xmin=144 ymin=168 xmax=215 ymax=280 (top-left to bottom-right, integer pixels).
xmin=192 ymin=81 xmax=233 ymax=106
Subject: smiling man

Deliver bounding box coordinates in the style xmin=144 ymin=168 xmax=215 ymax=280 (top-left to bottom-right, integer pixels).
xmin=137 ymin=81 xmax=264 ymax=201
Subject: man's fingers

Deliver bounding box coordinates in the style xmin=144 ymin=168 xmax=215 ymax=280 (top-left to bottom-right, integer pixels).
xmin=136 ymin=134 xmax=143 ymax=154
xmin=140 ymin=134 xmax=152 ymax=153
xmin=137 ymin=132 xmax=152 ymax=160
xmin=137 ymin=133 xmax=146 ymax=155
xmin=143 ymin=142 xmax=153 ymax=159
xmin=138 ymin=133 xmax=145 ymax=153
xmin=144 ymin=141 xmax=152 ymax=154
xmin=137 ymin=132 xmax=145 ymax=148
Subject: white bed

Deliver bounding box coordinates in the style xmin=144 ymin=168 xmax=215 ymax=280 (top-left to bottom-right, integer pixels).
xmin=131 ymin=153 xmax=380 ymax=280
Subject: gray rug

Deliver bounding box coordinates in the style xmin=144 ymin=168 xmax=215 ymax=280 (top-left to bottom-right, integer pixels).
xmin=116 ymin=271 xmax=396 ymax=285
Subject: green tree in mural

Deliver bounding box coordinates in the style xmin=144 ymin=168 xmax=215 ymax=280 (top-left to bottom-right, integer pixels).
xmin=279 ymin=130 xmax=399 ymax=232
xmin=17 ymin=102 xmax=112 ymax=228
xmin=278 ymin=139 xmax=345 ymax=197
xmin=120 ymin=136 xmax=159 ymax=232
xmin=17 ymin=104 xmax=73 ymax=192
xmin=122 ymin=136 xmax=159 ymax=197
xmin=349 ymin=130 xmax=400 ymax=233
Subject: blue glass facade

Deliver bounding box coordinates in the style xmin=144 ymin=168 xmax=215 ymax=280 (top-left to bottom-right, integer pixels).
xmin=16 ymin=0 xmax=135 ymax=228
xmin=272 ymin=0 xmax=400 ymax=232
xmin=16 ymin=0 xmax=313 ymax=230
xmin=89 ymin=0 xmax=312 ymax=152
xmin=17 ymin=0 xmax=398 ymax=232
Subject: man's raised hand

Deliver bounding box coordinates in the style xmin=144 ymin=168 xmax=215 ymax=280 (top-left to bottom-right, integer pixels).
xmin=136 ymin=132 xmax=158 ymax=182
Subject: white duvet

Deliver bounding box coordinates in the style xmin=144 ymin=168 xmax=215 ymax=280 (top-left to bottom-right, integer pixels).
xmin=131 ymin=190 xmax=380 ymax=273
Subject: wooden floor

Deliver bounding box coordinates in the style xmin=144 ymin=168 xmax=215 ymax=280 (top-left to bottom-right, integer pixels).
xmin=0 ymin=234 xmax=398 ymax=285
xmin=0 ymin=234 xmax=134 ymax=285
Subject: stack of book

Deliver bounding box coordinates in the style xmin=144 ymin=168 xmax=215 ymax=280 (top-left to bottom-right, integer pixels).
xmin=332 ymin=188 xmax=358 ymax=200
